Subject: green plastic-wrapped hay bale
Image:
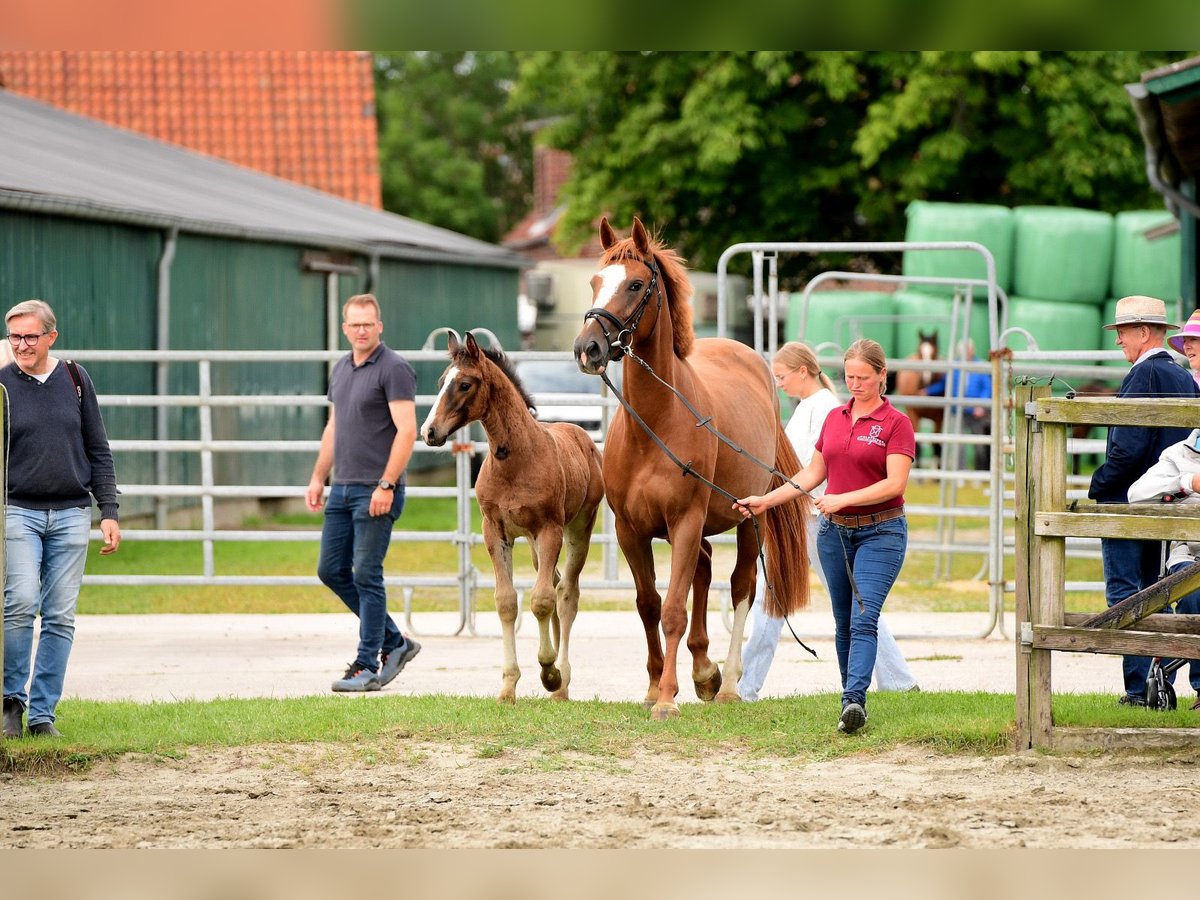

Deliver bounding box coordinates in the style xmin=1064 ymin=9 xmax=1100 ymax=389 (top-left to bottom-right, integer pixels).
xmin=1012 ymin=206 xmax=1114 ymax=304
xmin=1005 ymin=296 xmax=1103 ymax=353
xmin=1110 ymin=210 xmax=1180 ymax=302
xmin=785 ymin=290 xmax=896 ymax=357
xmin=901 ymin=201 xmax=1014 ymax=297
xmin=893 ymin=291 xmax=993 ymax=361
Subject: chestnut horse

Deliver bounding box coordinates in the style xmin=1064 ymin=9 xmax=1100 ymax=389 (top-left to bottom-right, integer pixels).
xmin=573 ymin=217 xmax=810 ymax=720
xmin=421 ymin=330 xmax=604 ymax=703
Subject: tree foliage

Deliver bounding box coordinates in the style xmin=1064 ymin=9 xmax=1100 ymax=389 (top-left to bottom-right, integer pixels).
xmin=374 ymin=52 xmax=532 ymax=244
xmin=511 ymin=51 xmax=1185 ymax=277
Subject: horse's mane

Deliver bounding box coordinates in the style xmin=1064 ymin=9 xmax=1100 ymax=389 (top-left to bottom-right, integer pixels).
xmin=600 ymin=234 xmax=695 ymax=358
xmin=452 ymin=341 xmax=537 ymax=413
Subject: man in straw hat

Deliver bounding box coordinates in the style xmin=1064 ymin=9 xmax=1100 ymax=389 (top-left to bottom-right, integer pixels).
xmin=1089 ymin=295 xmax=1200 ymax=707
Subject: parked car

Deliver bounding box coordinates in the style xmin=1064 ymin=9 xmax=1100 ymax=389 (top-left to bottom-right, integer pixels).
xmin=516 ymin=358 xmax=622 ymax=436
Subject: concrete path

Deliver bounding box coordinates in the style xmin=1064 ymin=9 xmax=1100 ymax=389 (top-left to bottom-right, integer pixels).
xmin=60 ymin=610 xmax=1136 ymax=704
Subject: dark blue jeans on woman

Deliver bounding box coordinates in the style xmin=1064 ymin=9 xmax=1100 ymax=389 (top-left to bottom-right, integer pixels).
xmin=816 ymin=514 xmax=908 ymax=709
xmin=317 ymin=483 xmax=406 ymax=672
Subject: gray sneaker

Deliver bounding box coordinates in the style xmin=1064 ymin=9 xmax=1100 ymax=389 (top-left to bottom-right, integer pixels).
xmin=838 ymin=702 xmax=867 ymax=734
xmin=379 ymin=638 xmax=422 ymax=687
xmin=331 ymin=663 xmax=381 ymax=693
xmin=3 ymin=698 xmax=23 ymax=739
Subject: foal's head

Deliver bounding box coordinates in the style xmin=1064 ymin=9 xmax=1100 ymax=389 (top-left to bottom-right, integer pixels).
xmin=420 ymin=330 xmax=534 ymax=447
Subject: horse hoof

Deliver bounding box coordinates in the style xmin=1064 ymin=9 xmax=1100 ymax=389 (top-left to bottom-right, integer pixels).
xmin=714 ymin=691 xmax=741 ymax=704
xmin=540 ymin=666 xmax=562 ymax=692
xmin=694 ymin=671 xmax=722 ymax=702
xmin=650 ymin=703 xmax=680 ymax=720
xmin=549 ymin=691 xmax=569 ymax=702
xmin=496 ymin=691 xmax=516 ymax=705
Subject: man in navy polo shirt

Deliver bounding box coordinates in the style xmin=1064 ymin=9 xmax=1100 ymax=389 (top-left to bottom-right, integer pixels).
xmin=1089 ymin=295 xmax=1200 ymax=707
xmin=306 ymin=294 xmax=421 ymax=692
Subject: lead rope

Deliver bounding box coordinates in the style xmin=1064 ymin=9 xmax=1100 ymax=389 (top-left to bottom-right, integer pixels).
xmin=605 ymin=338 xmax=868 ymax=617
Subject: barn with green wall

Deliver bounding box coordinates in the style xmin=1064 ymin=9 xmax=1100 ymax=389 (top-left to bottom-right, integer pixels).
xmin=0 ymin=91 xmax=526 ymax=519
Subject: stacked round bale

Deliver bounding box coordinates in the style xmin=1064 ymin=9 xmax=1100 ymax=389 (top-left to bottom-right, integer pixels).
xmin=894 ymin=201 xmax=1014 ymax=359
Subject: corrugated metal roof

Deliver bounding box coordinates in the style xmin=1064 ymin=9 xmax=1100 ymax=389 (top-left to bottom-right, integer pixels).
xmin=0 ymin=90 xmax=526 ymax=269
xmin=0 ymin=51 xmax=384 ymax=209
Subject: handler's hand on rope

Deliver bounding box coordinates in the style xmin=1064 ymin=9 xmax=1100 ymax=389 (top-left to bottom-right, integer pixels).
xmin=733 ymin=496 xmax=765 ymax=518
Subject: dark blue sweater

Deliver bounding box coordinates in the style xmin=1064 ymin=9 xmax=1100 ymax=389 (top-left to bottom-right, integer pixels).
xmin=1088 ymin=350 xmax=1200 ymax=503
xmin=0 ymin=360 xmax=119 ymax=520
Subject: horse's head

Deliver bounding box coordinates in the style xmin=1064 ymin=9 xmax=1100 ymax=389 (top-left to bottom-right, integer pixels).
xmin=420 ymin=330 xmax=491 ymax=447
xmin=917 ymin=329 xmax=939 ymax=362
xmin=573 ymin=216 xmax=693 ymax=375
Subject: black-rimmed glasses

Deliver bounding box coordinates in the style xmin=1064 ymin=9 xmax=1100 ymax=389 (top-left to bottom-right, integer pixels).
xmin=6 ymin=332 xmax=49 ymax=347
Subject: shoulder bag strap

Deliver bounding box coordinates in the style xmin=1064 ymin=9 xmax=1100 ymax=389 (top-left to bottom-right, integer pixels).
xmin=65 ymin=359 xmax=82 ymax=405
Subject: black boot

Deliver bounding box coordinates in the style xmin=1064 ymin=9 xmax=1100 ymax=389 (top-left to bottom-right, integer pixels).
xmin=3 ymin=697 xmax=24 ymax=739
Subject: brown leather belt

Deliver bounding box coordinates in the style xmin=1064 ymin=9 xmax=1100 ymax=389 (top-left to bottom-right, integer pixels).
xmin=827 ymin=507 xmax=905 ymax=528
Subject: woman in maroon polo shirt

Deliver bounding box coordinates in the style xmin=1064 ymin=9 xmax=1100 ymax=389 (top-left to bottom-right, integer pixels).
xmin=735 ymin=339 xmax=915 ymax=734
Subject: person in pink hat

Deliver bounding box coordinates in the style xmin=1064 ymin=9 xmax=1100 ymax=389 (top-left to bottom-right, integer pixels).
xmin=1168 ymin=308 xmax=1200 ymax=389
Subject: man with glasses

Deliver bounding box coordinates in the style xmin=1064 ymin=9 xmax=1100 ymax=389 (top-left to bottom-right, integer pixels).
xmin=1089 ymin=295 xmax=1200 ymax=707
xmin=1 ymin=299 xmax=120 ymax=739
xmin=306 ymin=294 xmax=421 ymax=692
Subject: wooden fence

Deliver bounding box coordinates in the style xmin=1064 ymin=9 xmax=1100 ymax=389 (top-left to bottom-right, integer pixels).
xmin=1014 ymin=384 xmax=1200 ymax=750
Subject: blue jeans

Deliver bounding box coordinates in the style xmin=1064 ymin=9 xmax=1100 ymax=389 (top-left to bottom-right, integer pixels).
xmin=817 ymin=514 xmax=908 ymax=709
xmin=1100 ymin=537 xmax=1165 ymax=698
xmin=4 ymin=505 xmax=91 ymax=726
xmin=317 ymin=484 xmax=406 ymax=672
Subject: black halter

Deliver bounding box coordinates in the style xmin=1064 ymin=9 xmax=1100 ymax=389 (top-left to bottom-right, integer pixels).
xmin=582 ymin=255 xmax=662 ymax=362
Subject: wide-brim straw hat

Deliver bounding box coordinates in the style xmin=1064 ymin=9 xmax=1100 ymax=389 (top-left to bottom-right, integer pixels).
xmin=1168 ymin=308 xmax=1200 ymax=352
xmin=1103 ymin=295 xmax=1180 ymax=331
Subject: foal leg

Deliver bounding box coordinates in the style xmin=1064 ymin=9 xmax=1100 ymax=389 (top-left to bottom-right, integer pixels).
xmin=483 ymin=517 xmax=520 ymax=703
xmin=689 ymin=538 xmax=722 ymax=702
xmin=529 ymin=525 xmax=566 ymax=695
xmin=550 ymin=507 xmax=596 ymax=701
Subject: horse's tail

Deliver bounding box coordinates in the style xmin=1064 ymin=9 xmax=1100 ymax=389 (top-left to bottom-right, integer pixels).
xmin=762 ymin=424 xmax=811 ymax=618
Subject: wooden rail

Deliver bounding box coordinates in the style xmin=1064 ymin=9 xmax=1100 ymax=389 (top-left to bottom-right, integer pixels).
xmin=1014 ymin=384 xmax=1200 ymax=751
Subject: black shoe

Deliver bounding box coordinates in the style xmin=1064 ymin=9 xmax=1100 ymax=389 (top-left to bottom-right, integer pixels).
xmin=1118 ymin=694 xmax=1147 ymax=708
xmin=25 ymin=721 xmax=61 ymax=738
xmin=838 ymin=702 xmax=867 ymax=734
xmin=3 ymin=697 xmax=23 ymax=739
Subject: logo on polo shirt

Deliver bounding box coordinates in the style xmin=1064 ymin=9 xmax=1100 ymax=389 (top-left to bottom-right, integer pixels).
xmin=857 ymin=423 xmax=886 ymax=447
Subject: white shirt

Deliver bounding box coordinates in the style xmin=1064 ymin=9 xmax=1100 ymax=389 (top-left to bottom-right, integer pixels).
xmin=784 ymin=387 xmax=840 ymax=499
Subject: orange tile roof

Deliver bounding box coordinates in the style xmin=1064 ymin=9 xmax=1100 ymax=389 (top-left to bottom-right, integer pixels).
xmin=0 ymin=50 xmax=381 ymax=208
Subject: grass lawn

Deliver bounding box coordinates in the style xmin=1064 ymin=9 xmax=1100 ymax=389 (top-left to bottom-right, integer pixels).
xmin=4 ymin=689 xmax=1194 ymax=775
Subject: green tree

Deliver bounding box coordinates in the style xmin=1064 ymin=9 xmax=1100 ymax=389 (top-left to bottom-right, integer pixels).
xmin=374 ymin=52 xmax=532 ymax=244
xmin=512 ymin=51 xmax=1183 ymax=278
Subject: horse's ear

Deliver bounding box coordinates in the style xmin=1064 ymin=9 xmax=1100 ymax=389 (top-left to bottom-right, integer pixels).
xmin=446 ymin=328 xmax=461 ymax=354
xmin=464 ymin=331 xmax=482 ymax=359
xmin=599 ymin=216 xmax=617 ymax=250
xmin=631 ymin=217 xmax=650 ymax=255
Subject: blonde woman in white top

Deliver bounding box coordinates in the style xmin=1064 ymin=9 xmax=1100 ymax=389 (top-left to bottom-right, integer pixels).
xmin=738 ymin=342 xmax=918 ymax=700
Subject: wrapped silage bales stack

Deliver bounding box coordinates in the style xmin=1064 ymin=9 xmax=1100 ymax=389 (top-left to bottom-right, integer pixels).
xmin=1008 ymin=206 xmax=1114 ymax=355
xmin=902 ymin=201 xmax=1015 ymax=298
xmin=785 ymin=290 xmax=896 ymax=357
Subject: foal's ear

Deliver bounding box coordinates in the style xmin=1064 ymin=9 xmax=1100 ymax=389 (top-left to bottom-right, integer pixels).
xmin=464 ymin=331 xmax=482 ymax=359
xmin=631 ymin=217 xmax=650 ymax=255
xmin=599 ymin=216 xmax=617 ymax=250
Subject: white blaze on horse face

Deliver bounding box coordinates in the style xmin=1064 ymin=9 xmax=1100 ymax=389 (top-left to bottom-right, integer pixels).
xmin=421 ymin=365 xmax=460 ymax=438
xmin=590 ymin=263 xmax=629 ymax=309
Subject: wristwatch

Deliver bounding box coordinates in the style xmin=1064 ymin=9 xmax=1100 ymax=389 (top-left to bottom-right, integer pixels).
xmin=377 ymin=479 xmax=395 ymax=490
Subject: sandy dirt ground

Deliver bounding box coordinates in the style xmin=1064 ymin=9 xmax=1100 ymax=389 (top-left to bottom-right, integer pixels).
xmin=5 ymin=741 xmax=1200 ymax=849
xmin=5 ymin=610 xmax=1200 ymax=849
